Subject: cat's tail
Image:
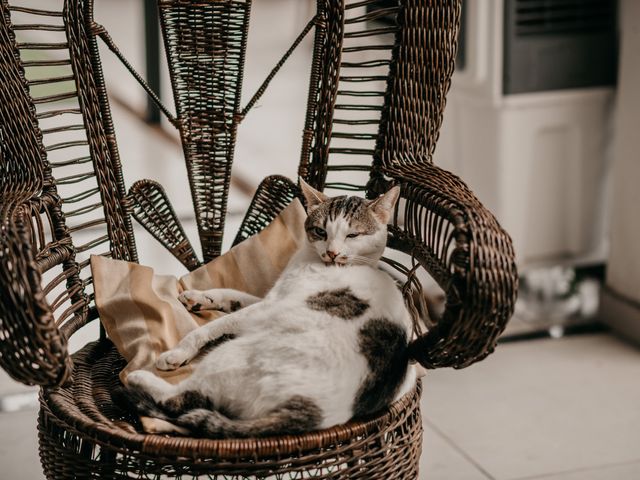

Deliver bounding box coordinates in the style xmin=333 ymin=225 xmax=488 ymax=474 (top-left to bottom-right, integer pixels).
xmin=120 ymin=384 xmax=323 ymax=438
xmin=117 ymin=384 xmax=171 ymax=421
xmin=174 ymin=395 xmax=323 ymax=439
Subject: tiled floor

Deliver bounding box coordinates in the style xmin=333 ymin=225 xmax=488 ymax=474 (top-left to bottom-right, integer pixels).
xmin=419 ymin=333 xmax=640 ymax=479
xmin=3 ymin=1 xmax=640 ymax=479
xmin=2 ymin=332 xmax=640 ymax=479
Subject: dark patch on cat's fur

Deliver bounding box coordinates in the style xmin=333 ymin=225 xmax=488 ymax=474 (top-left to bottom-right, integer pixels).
xmin=112 ymin=386 xmax=151 ymax=430
xmin=306 ymin=222 xmax=326 ymax=241
xmin=306 ymin=287 xmax=369 ymax=319
xmin=200 ymin=294 xmax=242 ymax=313
xmin=175 ymin=395 xmax=322 ymax=438
xmin=196 ymin=334 xmax=235 ymax=359
xmin=125 ymin=381 xmax=241 ymax=423
xmin=353 ymin=318 xmax=409 ymax=418
xmin=125 ymin=379 xmax=320 ymax=438
xmin=124 ymin=381 xmax=170 ymax=421
xmin=161 ymin=390 xmax=213 ymax=416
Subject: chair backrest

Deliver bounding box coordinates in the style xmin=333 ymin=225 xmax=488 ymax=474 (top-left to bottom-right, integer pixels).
xmin=0 ymin=0 xmax=137 ymax=386
xmin=0 ymin=0 xmax=462 ymax=387
xmin=157 ymin=0 xmax=459 ymax=262
xmin=299 ymin=0 xmax=457 ymax=192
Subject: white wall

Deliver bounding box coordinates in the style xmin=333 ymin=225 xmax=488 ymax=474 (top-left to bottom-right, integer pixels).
xmin=606 ymin=0 xmax=640 ymax=302
xmin=434 ymin=0 xmax=614 ymax=265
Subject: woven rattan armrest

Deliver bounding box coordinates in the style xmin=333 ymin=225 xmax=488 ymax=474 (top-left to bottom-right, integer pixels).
xmin=0 ymin=202 xmax=73 ymax=387
xmin=382 ymin=162 xmax=518 ymax=370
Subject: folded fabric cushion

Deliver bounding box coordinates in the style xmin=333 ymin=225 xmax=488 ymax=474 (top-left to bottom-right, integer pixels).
xmin=91 ymin=199 xmax=306 ymax=432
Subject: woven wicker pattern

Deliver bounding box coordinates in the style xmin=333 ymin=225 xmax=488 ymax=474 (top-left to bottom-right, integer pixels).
xmin=233 ymin=175 xmax=300 ymax=247
xmin=0 ymin=0 xmax=518 ymax=477
xmin=0 ymin=0 xmax=139 ymax=368
xmin=39 ymin=340 xmax=423 ymax=479
xmin=129 ymin=179 xmax=202 ymax=271
xmin=160 ymin=0 xmax=251 ymax=262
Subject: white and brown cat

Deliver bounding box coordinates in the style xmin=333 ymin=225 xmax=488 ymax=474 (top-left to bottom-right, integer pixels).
xmin=125 ymin=180 xmax=417 ymax=438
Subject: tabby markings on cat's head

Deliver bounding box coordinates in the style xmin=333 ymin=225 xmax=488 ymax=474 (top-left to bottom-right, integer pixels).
xmin=299 ymin=179 xmax=400 ymax=266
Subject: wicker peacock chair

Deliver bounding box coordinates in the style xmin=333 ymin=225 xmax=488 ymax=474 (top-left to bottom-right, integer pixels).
xmin=0 ymin=0 xmax=517 ymax=478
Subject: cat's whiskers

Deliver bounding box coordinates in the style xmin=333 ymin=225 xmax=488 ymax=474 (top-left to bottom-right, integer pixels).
xmin=347 ymin=255 xmax=378 ymax=267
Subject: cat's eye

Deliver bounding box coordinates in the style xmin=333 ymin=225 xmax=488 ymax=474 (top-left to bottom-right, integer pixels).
xmin=346 ymin=233 xmax=360 ymax=239
xmin=313 ymin=227 xmax=326 ymax=238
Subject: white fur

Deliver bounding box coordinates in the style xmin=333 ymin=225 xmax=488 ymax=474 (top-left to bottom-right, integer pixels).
xmin=129 ymin=191 xmax=416 ymax=431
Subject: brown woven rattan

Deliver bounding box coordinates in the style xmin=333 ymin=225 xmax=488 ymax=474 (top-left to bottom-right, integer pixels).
xmin=0 ymin=0 xmax=518 ymax=478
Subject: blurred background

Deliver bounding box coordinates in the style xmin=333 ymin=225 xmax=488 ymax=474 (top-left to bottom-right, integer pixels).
xmin=1 ymin=0 xmax=639 ymax=479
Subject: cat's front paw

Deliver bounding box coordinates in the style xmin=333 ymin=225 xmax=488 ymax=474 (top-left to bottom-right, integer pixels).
xmin=127 ymin=369 xmax=156 ymax=388
xmin=156 ymin=348 xmax=191 ymax=371
xmin=178 ymin=290 xmax=240 ymax=313
xmin=179 ymin=290 xmax=225 ymax=312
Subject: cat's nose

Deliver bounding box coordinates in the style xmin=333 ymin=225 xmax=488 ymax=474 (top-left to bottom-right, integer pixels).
xmin=326 ymin=250 xmax=338 ymax=260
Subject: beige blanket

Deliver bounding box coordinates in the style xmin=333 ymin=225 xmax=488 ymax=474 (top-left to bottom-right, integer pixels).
xmin=91 ymin=199 xmax=306 ymax=431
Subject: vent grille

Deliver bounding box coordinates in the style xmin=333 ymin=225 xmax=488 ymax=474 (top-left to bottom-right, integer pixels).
xmin=515 ymin=0 xmax=614 ymax=36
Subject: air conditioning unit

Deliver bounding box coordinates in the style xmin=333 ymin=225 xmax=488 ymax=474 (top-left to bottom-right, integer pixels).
xmin=434 ymin=0 xmax=618 ymax=265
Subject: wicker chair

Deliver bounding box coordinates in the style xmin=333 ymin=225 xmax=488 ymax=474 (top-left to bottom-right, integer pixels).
xmin=0 ymin=0 xmax=517 ymax=478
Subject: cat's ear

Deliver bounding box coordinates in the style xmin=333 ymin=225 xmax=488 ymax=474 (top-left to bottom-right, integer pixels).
xmin=299 ymin=177 xmax=329 ymax=212
xmin=369 ymin=185 xmax=400 ymax=224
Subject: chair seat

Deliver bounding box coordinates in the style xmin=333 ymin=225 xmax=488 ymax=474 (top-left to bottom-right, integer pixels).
xmin=38 ymin=340 xmax=423 ymax=479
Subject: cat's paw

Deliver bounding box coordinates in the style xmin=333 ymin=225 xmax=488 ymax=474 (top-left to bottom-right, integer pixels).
xmin=178 ymin=290 xmax=205 ymax=311
xmin=156 ymin=348 xmax=191 ymax=371
xmin=127 ymin=369 xmax=156 ymax=388
xmin=178 ymin=290 xmax=241 ymax=313
xmin=178 ymin=290 xmax=222 ymax=312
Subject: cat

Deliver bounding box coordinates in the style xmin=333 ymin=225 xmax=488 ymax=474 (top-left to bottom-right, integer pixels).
xmin=125 ymin=179 xmax=417 ymax=438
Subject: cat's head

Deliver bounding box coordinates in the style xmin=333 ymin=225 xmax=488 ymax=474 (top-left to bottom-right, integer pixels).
xmin=299 ymin=179 xmax=400 ymax=266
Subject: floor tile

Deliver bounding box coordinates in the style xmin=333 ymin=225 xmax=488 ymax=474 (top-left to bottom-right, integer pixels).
xmin=420 ymin=420 xmax=492 ymax=480
xmin=519 ymin=461 xmax=640 ymax=480
xmin=0 ymin=409 xmax=44 ymax=480
xmin=0 ymin=370 xmax=37 ymax=398
xmin=421 ymin=334 xmax=640 ymax=480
